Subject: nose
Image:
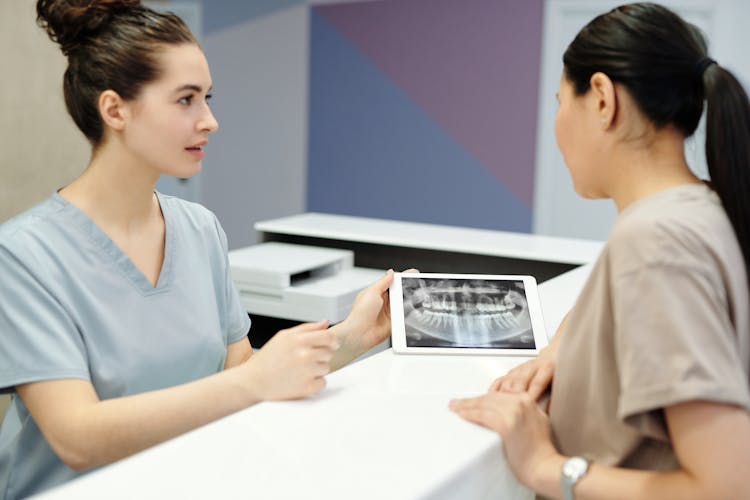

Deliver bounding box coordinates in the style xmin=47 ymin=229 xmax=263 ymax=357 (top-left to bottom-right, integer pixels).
xmin=199 ymin=105 xmax=219 ymax=134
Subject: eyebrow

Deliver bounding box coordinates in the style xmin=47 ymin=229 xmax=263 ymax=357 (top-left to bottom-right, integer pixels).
xmin=173 ymin=84 xmax=213 ymax=94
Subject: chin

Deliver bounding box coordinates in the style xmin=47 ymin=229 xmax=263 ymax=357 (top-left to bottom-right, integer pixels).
xmin=169 ymin=164 xmax=202 ymax=178
xmin=571 ymin=182 xmax=596 ymax=199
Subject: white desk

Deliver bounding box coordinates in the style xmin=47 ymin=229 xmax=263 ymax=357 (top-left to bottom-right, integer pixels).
xmin=34 ymin=264 xmax=592 ymax=500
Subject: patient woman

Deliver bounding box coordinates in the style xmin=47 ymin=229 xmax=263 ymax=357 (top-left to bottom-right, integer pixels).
xmin=450 ymin=3 xmax=750 ymax=499
xmin=0 ymin=1 xmax=392 ymax=498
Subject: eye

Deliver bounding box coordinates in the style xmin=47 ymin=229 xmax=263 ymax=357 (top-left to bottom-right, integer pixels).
xmin=178 ymin=94 xmax=193 ymax=105
xmin=205 ymin=93 xmax=213 ymax=106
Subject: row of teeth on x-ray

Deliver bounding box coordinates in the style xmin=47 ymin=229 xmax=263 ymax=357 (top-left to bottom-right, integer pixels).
xmin=418 ymin=294 xmax=522 ymax=329
xmin=404 ymin=281 xmax=528 ymax=339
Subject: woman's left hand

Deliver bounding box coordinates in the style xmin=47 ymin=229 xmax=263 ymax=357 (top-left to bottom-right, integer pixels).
xmin=348 ymin=269 xmax=394 ymax=346
xmin=337 ymin=270 xmax=394 ymax=355
xmin=449 ymin=391 xmax=561 ymax=487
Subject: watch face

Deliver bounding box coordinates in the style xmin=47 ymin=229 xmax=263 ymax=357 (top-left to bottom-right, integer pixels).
xmin=563 ymin=456 xmax=588 ymax=478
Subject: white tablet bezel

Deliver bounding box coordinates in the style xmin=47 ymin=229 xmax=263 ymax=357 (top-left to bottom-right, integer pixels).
xmin=389 ymin=272 xmax=548 ymax=356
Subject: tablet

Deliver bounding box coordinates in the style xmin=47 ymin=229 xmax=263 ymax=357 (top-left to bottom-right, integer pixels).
xmin=389 ymin=272 xmax=548 ymax=356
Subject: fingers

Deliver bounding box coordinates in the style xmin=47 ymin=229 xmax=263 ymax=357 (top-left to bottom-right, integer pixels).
xmin=489 ymin=376 xmax=505 ymax=392
xmin=301 ymin=328 xmax=339 ymax=349
xmin=494 ymin=360 xmax=549 ymax=395
xmin=527 ymin=363 xmax=555 ymax=400
xmin=282 ymin=320 xmax=330 ymax=335
xmin=498 ymin=367 xmax=528 ymax=393
xmin=306 ymin=376 xmax=327 ymax=396
xmin=279 ymin=322 xmax=339 ymax=350
xmin=449 ymin=394 xmax=504 ymax=432
xmin=450 ymin=392 xmax=537 ymax=435
xmin=402 ymin=268 xmax=419 ymax=274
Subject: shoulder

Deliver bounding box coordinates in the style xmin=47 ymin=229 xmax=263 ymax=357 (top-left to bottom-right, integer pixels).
xmin=607 ymin=184 xmax=740 ymax=276
xmin=0 ymin=195 xmax=68 ymax=256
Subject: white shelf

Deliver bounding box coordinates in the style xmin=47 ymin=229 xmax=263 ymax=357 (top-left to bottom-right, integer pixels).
xmin=256 ymin=212 xmax=604 ymax=265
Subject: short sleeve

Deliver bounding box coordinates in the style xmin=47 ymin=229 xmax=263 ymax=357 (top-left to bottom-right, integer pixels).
xmin=613 ymin=262 xmax=750 ymax=429
xmin=0 ymin=246 xmax=90 ymax=393
xmin=211 ymin=216 xmax=251 ymax=345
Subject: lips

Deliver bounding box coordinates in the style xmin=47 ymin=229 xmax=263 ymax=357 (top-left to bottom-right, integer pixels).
xmin=185 ymin=140 xmax=207 ymax=151
xmin=185 ymin=142 xmax=207 ymax=159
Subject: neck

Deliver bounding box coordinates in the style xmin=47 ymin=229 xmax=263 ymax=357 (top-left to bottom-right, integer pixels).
xmin=605 ymin=127 xmax=702 ymax=212
xmin=60 ymin=139 xmax=161 ymax=228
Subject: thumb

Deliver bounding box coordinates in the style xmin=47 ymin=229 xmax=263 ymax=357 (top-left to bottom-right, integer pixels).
xmin=373 ymin=269 xmax=394 ymax=293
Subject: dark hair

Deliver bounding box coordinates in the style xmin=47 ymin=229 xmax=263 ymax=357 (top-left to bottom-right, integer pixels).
xmin=563 ymin=2 xmax=750 ymax=285
xmin=36 ymin=0 xmax=197 ymax=146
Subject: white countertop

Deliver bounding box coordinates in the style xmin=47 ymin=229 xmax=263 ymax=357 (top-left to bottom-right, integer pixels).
xmin=34 ymin=264 xmax=592 ymax=500
xmin=256 ymin=213 xmax=604 ymax=265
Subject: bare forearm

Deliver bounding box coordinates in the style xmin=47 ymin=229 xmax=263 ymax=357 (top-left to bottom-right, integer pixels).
xmin=328 ymin=321 xmax=363 ymax=371
xmin=531 ymin=455 xmax=731 ymax=500
xmin=29 ymin=366 xmax=260 ymax=471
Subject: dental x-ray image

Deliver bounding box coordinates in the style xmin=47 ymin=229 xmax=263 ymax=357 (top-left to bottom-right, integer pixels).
xmin=401 ymin=277 xmax=535 ymax=349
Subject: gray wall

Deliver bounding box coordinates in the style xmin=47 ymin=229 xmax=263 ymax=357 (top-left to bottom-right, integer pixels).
xmin=0 ymin=0 xmax=89 ymax=223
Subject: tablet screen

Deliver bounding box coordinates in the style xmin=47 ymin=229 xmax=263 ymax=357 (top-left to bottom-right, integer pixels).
xmin=400 ymin=276 xmax=535 ymax=349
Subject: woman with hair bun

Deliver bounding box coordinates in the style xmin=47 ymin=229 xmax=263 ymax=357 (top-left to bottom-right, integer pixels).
xmin=0 ymin=1 xmax=393 ymax=497
xmin=451 ymin=3 xmax=750 ymax=499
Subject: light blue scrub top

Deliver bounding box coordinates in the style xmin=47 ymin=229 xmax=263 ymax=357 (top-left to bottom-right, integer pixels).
xmin=0 ymin=192 xmax=251 ymax=499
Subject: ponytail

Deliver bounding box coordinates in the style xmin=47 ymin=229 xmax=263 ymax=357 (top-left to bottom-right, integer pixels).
xmin=563 ymin=2 xmax=750 ymax=288
xmin=703 ymin=66 xmax=750 ymax=283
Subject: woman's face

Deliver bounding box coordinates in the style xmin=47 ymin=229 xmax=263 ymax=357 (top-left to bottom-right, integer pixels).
xmin=123 ymin=43 xmax=218 ymax=179
xmin=554 ymin=73 xmax=608 ymax=199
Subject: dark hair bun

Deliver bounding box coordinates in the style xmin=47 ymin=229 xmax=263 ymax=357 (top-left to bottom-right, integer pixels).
xmin=37 ymin=0 xmax=141 ymax=56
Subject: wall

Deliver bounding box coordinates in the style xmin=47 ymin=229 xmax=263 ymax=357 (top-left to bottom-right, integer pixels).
xmin=201 ymin=2 xmax=309 ymax=248
xmin=306 ymin=0 xmax=542 ymax=233
xmin=5 ymin=0 xmax=749 ymax=246
xmin=200 ymin=0 xmax=543 ymax=247
xmin=0 ymin=0 xmax=89 ymax=223
xmin=534 ymin=0 xmax=750 ymax=240
xmin=201 ymin=0 xmax=750 ymax=247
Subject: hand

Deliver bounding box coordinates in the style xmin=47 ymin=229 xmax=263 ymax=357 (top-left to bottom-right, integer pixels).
xmin=449 ymin=392 xmax=560 ymax=487
xmin=488 ymin=343 xmax=556 ymax=400
xmin=340 ymin=270 xmax=395 ymax=352
xmin=243 ymin=320 xmax=338 ymax=400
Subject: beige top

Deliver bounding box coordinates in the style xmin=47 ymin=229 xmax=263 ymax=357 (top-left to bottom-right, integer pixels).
xmin=549 ymin=183 xmax=750 ymax=470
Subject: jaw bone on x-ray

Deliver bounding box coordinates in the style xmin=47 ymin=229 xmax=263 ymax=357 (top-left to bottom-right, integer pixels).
xmin=401 ymin=277 xmax=535 ymax=349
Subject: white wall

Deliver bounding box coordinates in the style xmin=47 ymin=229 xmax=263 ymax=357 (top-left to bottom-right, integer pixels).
xmin=0 ymin=0 xmax=90 ymax=223
xmin=202 ymin=5 xmax=310 ymax=248
xmin=533 ymin=0 xmax=750 ymax=241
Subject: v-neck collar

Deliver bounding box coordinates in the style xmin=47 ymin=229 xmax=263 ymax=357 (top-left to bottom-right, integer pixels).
xmin=53 ymin=191 xmax=174 ymax=296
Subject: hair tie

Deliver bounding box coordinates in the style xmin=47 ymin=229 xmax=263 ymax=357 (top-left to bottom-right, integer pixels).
xmin=694 ymin=57 xmax=717 ymax=81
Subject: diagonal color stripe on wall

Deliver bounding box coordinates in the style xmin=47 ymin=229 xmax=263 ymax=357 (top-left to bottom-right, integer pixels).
xmin=308 ymin=11 xmax=531 ymax=232
xmin=315 ymin=0 xmax=543 ymax=208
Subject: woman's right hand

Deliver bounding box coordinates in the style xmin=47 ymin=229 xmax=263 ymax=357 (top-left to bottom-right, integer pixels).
xmin=490 ymin=312 xmax=569 ymax=401
xmin=489 ymin=343 xmax=556 ymax=401
xmin=243 ymin=320 xmax=339 ymax=401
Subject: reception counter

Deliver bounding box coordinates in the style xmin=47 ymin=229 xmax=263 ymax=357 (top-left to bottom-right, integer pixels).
xmin=246 ymin=213 xmax=603 ymax=346
xmin=34 ymin=263 xmax=593 ymax=500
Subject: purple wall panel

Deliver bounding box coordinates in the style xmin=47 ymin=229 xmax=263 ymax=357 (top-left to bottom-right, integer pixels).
xmin=316 ymin=0 xmax=544 ymax=208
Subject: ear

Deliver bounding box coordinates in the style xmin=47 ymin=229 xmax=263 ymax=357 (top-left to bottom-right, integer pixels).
xmin=98 ymin=90 xmax=128 ymax=132
xmin=589 ymin=72 xmax=617 ymax=130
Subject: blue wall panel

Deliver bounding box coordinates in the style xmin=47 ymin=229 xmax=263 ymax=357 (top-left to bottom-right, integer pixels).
xmin=307 ymin=11 xmax=531 ymax=232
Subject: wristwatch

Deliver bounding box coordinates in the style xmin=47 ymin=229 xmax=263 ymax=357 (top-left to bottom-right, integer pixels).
xmin=561 ymin=456 xmax=590 ymax=500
